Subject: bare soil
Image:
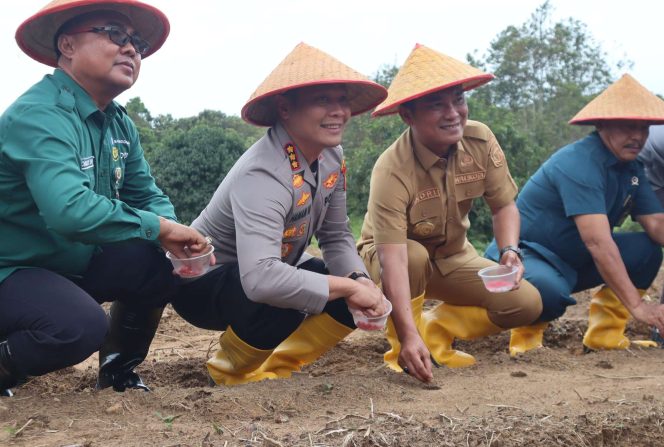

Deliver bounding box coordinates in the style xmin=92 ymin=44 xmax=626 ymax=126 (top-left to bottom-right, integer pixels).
xmin=2 ymin=268 xmax=664 ymax=447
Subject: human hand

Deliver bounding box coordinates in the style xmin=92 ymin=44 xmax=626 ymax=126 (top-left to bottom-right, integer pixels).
xmin=630 ymin=301 xmax=664 ymax=334
xmin=345 ymin=277 xmax=386 ymax=316
xmin=500 ymin=251 xmax=523 ymax=289
xmin=398 ymin=333 xmax=433 ymax=383
xmin=158 ymin=218 xmax=211 ymax=260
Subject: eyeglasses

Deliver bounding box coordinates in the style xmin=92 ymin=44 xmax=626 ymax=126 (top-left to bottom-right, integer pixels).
xmin=68 ymin=26 xmax=150 ymax=56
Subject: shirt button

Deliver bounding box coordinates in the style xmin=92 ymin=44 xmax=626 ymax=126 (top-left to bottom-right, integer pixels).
xmin=146 ymin=230 xmax=152 ymax=238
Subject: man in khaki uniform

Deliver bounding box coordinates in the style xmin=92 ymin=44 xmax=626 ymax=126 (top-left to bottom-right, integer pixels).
xmin=358 ymin=44 xmax=542 ymax=382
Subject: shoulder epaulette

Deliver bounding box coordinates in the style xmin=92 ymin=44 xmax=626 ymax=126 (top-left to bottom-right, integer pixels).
xmin=462 ymin=120 xmax=491 ymax=141
xmin=56 ymin=86 xmax=75 ymax=112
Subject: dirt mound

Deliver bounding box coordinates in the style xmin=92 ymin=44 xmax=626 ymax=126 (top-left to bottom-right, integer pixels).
xmin=2 ymin=271 xmax=664 ymax=446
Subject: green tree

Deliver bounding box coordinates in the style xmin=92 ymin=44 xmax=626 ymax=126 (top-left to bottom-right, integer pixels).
xmin=149 ymin=114 xmax=246 ymax=224
xmin=343 ymin=64 xmax=406 ymax=218
xmin=469 ymin=1 xmax=627 ymax=152
xmin=463 ymin=1 xmax=629 ymax=246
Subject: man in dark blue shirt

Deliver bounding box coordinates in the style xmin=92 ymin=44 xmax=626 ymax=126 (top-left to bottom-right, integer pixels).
xmin=487 ymin=74 xmax=664 ymax=355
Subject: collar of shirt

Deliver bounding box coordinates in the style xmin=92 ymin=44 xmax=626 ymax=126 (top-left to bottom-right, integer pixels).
xmin=410 ymin=127 xmax=469 ymax=171
xmin=588 ymin=131 xmax=639 ymax=175
xmin=272 ymin=122 xmax=324 ymax=187
xmin=52 ymin=68 xmax=119 ymax=121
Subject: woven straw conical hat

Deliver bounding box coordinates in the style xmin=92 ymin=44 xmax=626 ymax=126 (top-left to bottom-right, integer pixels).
xmin=570 ymin=74 xmax=664 ymax=125
xmin=372 ymin=44 xmax=494 ymax=117
xmin=241 ymin=42 xmax=388 ymax=127
xmin=16 ymin=0 xmax=169 ymax=67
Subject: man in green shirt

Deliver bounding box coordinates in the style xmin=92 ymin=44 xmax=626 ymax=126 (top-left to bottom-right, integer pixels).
xmin=0 ymin=0 xmax=209 ymax=397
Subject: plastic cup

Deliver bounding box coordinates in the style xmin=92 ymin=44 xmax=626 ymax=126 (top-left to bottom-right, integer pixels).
xmin=477 ymin=265 xmax=518 ymax=293
xmin=166 ymin=245 xmax=215 ymax=278
xmin=350 ymin=297 xmax=393 ymax=331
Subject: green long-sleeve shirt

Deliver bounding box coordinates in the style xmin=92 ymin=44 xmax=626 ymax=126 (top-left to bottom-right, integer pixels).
xmin=0 ymin=69 xmax=175 ymax=284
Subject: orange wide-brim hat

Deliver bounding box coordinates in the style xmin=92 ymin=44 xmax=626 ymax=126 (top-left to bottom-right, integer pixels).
xmin=16 ymin=0 xmax=170 ymax=67
xmin=372 ymin=43 xmax=494 ymax=117
xmin=241 ymin=42 xmax=388 ymax=127
xmin=569 ymin=74 xmax=664 ymax=125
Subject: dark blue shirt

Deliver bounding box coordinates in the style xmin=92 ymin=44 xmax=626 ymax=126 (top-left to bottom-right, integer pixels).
xmin=517 ymin=131 xmax=662 ymax=270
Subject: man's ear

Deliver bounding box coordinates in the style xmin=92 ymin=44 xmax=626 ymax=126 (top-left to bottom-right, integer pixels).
xmin=275 ymin=95 xmax=291 ymax=121
xmin=398 ymin=105 xmax=413 ymax=126
xmin=57 ymin=34 xmax=76 ymax=60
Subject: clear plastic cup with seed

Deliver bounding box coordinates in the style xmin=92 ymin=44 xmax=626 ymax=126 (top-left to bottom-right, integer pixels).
xmin=166 ymin=244 xmax=215 ymax=278
xmin=350 ymin=297 xmax=393 ymax=331
xmin=478 ymin=265 xmax=518 ymax=293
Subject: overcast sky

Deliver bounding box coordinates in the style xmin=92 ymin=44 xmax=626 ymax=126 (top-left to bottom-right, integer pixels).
xmin=1 ymin=0 xmax=662 ymax=119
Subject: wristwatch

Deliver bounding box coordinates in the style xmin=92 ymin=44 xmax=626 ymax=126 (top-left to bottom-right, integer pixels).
xmin=348 ymin=271 xmax=370 ymax=281
xmin=499 ymin=245 xmax=523 ymax=261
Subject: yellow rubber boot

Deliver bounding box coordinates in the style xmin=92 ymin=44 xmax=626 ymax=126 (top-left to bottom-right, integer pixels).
xmin=384 ymin=293 xmax=425 ymax=371
xmin=632 ymin=290 xmax=658 ymax=348
xmin=255 ymin=313 xmax=354 ymax=379
xmin=583 ymin=287 xmax=658 ymax=350
xmin=206 ymin=326 xmax=274 ymax=386
xmin=420 ymin=304 xmax=502 ymax=368
xmin=509 ymin=322 xmax=548 ymax=357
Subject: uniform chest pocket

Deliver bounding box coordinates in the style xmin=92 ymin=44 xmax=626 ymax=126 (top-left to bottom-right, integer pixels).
xmin=455 ymin=177 xmax=485 ymax=200
xmin=408 ymin=201 xmax=443 ymax=239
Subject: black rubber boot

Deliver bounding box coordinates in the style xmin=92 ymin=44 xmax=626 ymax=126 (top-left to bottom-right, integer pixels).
xmin=0 ymin=341 xmax=18 ymax=397
xmin=96 ymin=302 xmax=164 ymax=392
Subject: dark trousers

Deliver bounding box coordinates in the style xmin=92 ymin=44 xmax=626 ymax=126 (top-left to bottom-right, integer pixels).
xmin=172 ymin=258 xmax=355 ymax=350
xmin=0 ymin=241 xmax=177 ymax=378
xmin=656 ymin=188 xmax=664 ymax=303
xmin=523 ymin=232 xmax=662 ymax=322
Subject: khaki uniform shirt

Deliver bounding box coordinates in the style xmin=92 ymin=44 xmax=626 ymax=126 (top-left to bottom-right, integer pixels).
xmin=193 ymin=123 xmax=367 ymax=314
xmin=358 ymin=121 xmax=517 ymax=275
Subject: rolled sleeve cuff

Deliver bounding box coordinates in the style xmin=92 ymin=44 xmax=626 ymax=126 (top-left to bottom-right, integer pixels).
xmin=373 ymin=229 xmax=407 ymax=245
xmin=485 ymin=187 xmax=517 ymax=210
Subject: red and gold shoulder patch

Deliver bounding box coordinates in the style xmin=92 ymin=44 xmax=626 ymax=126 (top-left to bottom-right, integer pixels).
xmin=297 ymin=222 xmax=307 ymax=236
xmin=283 ymin=225 xmax=297 ymax=239
xmin=281 ymin=243 xmax=293 ymax=259
xmin=292 ymin=173 xmax=304 ymax=189
xmin=284 ymin=143 xmax=300 ymax=171
xmin=341 ymin=159 xmax=347 ymax=191
xmin=297 ymin=191 xmax=311 ymax=207
xmin=323 ymin=172 xmax=339 ymax=189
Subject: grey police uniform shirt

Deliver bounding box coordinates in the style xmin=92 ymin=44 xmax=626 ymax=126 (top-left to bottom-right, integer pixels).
xmin=639 ymin=125 xmax=664 ymax=190
xmin=192 ymin=122 xmax=368 ymax=315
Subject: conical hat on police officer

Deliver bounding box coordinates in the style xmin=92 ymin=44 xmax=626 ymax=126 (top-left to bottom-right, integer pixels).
xmin=16 ymin=0 xmax=170 ymax=67
xmin=372 ymin=43 xmax=495 ymax=117
xmin=569 ymin=74 xmax=664 ymax=125
xmin=241 ymin=42 xmax=388 ymax=127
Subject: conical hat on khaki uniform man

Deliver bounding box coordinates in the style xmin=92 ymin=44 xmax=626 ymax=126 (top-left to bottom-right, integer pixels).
xmin=372 ymin=43 xmax=494 ymax=117
xmin=15 ymin=0 xmax=170 ymax=67
xmin=569 ymin=74 xmax=664 ymax=125
xmin=242 ymin=42 xmax=387 ymax=127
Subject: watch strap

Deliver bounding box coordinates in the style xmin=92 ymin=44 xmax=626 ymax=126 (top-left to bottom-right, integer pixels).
xmin=348 ymin=271 xmax=370 ymax=281
xmin=499 ymin=245 xmax=522 ymax=260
